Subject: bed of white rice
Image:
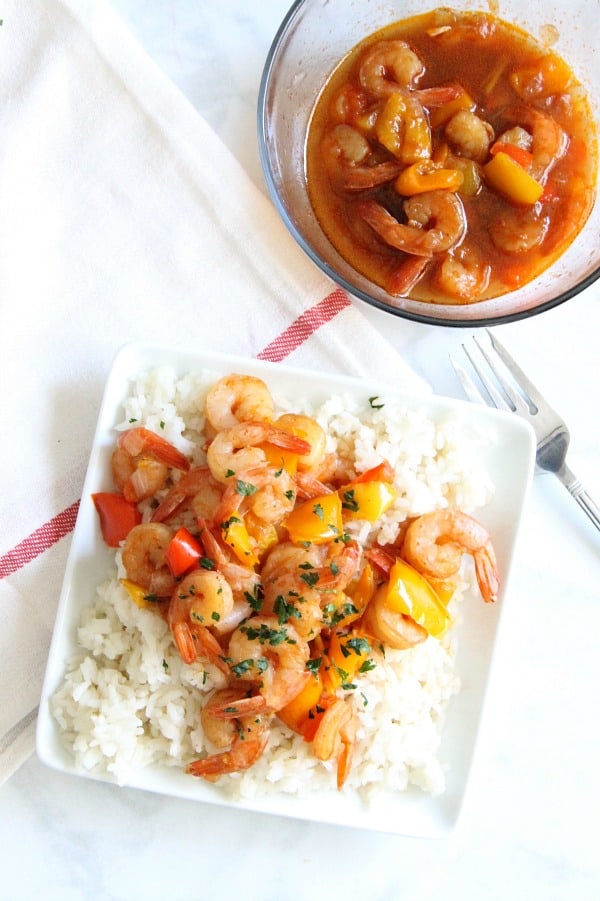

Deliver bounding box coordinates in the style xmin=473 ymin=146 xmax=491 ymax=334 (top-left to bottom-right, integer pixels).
xmin=51 ymin=365 xmax=493 ymax=800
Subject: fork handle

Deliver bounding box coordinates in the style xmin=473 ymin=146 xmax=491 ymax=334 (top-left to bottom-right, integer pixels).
xmin=558 ymin=464 xmax=600 ymax=532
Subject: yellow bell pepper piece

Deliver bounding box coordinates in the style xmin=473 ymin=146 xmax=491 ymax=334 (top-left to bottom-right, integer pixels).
xmin=321 ymin=629 xmax=373 ymax=693
xmin=429 ymin=88 xmax=475 ymax=128
xmin=340 ymin=480 xmax=397 ymax=522
xmin=220 ymin=515 xmax=259 ymax=568
xmin=375 ymin=92 xmax=431 ymax=163
xmin=278 ymin=670 xmax=323 ymax=734
xmin=342 ymin=561 xmax=377 ymax=626
xmin=483 ymin=151 xmax=543 ymax=205
xmin=120 ymin=578 xmax=161 ymax=610
xmin=283 ymin=492 xmax=343 ymax=544
xmin=259 ymin=442 xmax=299 ymax=476
xmin=394 ymin=160 xmax=463 ymax=196
xmin=425 ymin=574 xmax=456 ymax=606
xmin=385 ymin=559 xmax=451 ymax=638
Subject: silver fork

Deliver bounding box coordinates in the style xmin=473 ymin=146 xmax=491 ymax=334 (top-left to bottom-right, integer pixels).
xmin=450 ymin=329 xmax=600 ymax=532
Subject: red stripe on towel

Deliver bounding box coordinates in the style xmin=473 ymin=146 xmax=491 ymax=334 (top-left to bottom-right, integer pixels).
xmin=0 ymin=500 xmax=80 ymax=578
xmin=0 ymin=290 xmax=351 ymax=578
xmin=257 ymin=288 xmax=350 ymax=362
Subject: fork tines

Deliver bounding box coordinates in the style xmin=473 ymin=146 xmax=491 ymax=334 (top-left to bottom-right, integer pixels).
xmin=451 ymin=330 xmax=536 ymax=415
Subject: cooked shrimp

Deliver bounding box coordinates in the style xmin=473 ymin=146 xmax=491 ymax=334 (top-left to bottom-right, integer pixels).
xmin=501 ymin=106 xmax=568 ymax=183
xmin=197 ymin=517 xmax=263 ymax=617
xmin=204 ymin=374 xmax=274 ymax=433
xmin=444 ymin=109 xmax=494 ymax=162
xmin=358 ymin=40 xmax=424 ymax=96
xmin=490 ymin=206 xmax=550 ymax=254
xmin=361 ymin=585 xmax=428 ymax=649
xmin=322 ymin=123 xmax=371 ymax=166
xmin=261 ymin=540 xmax=361 ymax=640
xmin=321 ymin=125 xmax=402 ymax=190
xmin=168 ymin=570 xmax=234 ymax=670
xmin=343 ymin=161 xmax=404 ymax=191
xmin=387 ymin=255 xmax=430 ymax=296
xmin=226 ymin=616 xmax=311 ymax=712
xmin=275 ymin=413 xmax=328 ymax=473
xmin=186 ymin=687 xmax=269 ymax=780
xmin=151 ymin=465 xmax=223 ymax=523
xmin=294 ymin=471 xmax=335 ymax=500
xmin=206 ymin=421 xmax=311 ymax=484
xmin=312 ymin=697 xmax=359 ymax=789
xmin=215 ymin=462 xmax=297 ymax=528
xmin=435 ymin=245 xmax=491 ymax=302
xmin=121 ymin=522 xmax=176 ymax=597
xmin=111 ymin=427 xmax=190 ymax=502
xmin=402 ymin=509 xmax=499 ymax=603
xmin=358 ymin=191 xmax=467 ymax=257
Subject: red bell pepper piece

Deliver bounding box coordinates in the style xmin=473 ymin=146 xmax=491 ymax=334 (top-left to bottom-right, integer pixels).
xmin=165 ymin=527 xmax=202 ymax=578
xmin=350 ymin=460 xmax=395 ymax=484
xmin=92 ymin=492 xmax=141 ymax=547
xmin=489 ymin=140 xmax=534 ymax=170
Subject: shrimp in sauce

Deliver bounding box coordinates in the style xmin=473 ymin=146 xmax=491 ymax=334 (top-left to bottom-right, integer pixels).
xmin=306 ymin=9 xmax=597 ymax=304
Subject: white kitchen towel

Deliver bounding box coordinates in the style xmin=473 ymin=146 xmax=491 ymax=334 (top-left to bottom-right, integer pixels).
xmin=0 ymin=0 xmax=428 ymax=785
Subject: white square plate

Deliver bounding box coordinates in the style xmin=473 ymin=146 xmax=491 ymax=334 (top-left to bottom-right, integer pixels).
xmin=37 ymin=342 xmax=535 ymax=837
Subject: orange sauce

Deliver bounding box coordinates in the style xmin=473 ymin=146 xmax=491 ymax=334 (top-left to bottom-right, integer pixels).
xmin=305 ymin=9 xmax=597 ymax=304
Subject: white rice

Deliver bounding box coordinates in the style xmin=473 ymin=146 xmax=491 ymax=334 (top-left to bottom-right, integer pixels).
xmin=52 ymin=365 xmax=493 ymax=798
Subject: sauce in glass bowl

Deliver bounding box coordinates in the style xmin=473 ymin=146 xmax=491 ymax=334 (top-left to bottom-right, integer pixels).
xmin=305 ymin=9 xmax=597 ymax=305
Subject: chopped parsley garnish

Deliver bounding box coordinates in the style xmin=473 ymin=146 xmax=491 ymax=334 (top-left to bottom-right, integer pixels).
xmin=242 ymin=623 xmax=290 ymax=646
xmin=345 ymin=636 xmax=371 ymax=656
xmin=369 ymin=396 xmax=384 ymax=409
xmin=236 ymin=479 xmax=257 ymax=497
xmin=341 ymin=489 xmax=359 ymax=512
xmin=359 ymin=658 xmax=376 ymax=673
xmin=274 ymin=595 xmax=302 ymax=625
xmin=300 ymin=570 xmax=319 ymax=588
xmin=230 ymin=657 xmax=268 ymax=677
xmin=306 ymin=657 xmax=322 ymax=673
xmin=245 ymin=583 xmax=264 ymax=611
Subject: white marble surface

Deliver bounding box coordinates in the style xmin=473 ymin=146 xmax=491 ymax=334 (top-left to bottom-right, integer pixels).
xmin=2 ymin=2 xmax=599 ymax=898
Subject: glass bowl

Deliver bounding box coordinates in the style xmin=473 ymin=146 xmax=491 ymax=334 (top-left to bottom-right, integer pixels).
xmin=257 ymin=0 xmax=600 ymax=326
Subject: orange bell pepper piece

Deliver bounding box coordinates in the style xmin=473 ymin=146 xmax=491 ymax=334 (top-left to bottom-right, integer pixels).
xmin=278 ymin=670 xmax=324 ymax=734
xmin=394 ymin=160 xmax=463 ymax=196
xmin=321 ymin=628 xmax=374 ymax=694
xmin=283 ymin=493 xmax=343 ymax=544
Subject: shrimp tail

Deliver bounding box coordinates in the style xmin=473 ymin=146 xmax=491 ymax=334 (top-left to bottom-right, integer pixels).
xmin=118 ymin=427 xmax=190 ymax=471
xmin=186 ymin=731 xmax=268 ymax=779
xmin=474 ymin=544 xmax=500 ymax=603
xmin=172 ymin=622 xmax=197 ymax=665
xmin=172 ymin=621 xmax=231 ymax=674
xmin=266 ymin=429 xmax=312 ymax=455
